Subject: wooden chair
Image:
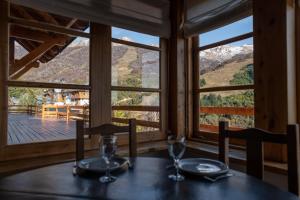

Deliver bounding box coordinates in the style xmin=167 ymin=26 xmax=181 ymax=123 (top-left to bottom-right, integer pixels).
xmin=218 ymin=121 xmax=300 ymax=195
xmin=76 ymin=119 xmax=137 ymax=162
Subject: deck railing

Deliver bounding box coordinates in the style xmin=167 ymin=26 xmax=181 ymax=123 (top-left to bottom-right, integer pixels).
xmin=41 ymin=105 xmax=89 ymax=121
xmin=8 ymin=105 xmax=40 ymax=115
xmin=112 ymin=106 xmax=160 ymax=129
xmin=199 ymin=106 xmax=254 ymax=132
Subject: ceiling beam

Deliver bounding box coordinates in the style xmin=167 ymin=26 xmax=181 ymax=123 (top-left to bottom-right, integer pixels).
xmin=10 ymin=26 xmax=66 ymax=46
xmin=66 ymin=18 xmax=77 ymax=28
xmin=9 ymin=17 xmax=90 ymax=38
xmin=9 ymin=37 xmax=65 ymax=79
xmin=10 ymin=61 xmax=40 ymax=80
xmin=35 ymin=10 xmax=59 ymax=25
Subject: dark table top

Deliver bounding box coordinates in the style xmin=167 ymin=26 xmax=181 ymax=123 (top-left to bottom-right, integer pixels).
xmin=0 ymin=157 xmax=298 ymax=200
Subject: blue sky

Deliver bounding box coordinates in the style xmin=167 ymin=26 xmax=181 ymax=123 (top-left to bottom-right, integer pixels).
xmin=112 ymin=27 xmax=159 ymax=46
xmin=200 ymin=16 xmax=253 ymax=47
xmin=75 ymin=16 xmax=253 ymax=47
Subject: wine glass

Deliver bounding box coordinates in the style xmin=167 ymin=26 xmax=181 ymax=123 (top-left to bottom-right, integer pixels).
xmin=167 ymin=135 xmax=186 ymax=181
xmin=99 ymin=135 xmax=117 ymax=183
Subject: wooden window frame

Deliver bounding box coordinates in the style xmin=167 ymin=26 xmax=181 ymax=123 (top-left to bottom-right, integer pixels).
xmin=110 ymin=36 xmax=168 ymax=142
xmin=192 ymin=20 xmax=254 ymax=144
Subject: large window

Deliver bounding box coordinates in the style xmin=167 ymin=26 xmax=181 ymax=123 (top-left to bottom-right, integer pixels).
xmin=194 ymin=17 xmax=254 ymax=140
xmin=111 ymin=28 xmax=165 ymax=136
xmin=7 ymin=4 xmax=90 ymax=145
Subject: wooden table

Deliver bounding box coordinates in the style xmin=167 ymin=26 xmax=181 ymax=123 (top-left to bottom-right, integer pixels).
xmin=0 ymin=157 xmax=298 ymax=200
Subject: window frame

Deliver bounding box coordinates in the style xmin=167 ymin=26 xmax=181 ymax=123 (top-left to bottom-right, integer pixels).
xmin=111 ymin=33 xmax=167 ymax=141
xmin=193 ymin=20 xmax=254 ymax=143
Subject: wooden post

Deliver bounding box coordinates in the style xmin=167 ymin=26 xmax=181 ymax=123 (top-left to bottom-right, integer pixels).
xmin=66 ymin=106 xmax=70 ymax=121
xmin=0 ymin=0 xmax=9 ymax=148
xmin=90 ymin=23 xmax=111 ymax=127
xmin=253 ymin=0 xmax=296 ymax=161
xmin=169 ymin=0 xmax=186 ymax=137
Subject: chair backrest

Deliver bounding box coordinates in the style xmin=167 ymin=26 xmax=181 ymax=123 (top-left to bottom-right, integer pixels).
xmin=218 ymin=121 xmax=300 ymax=196
xmin=76 ymin=119 xmax=137 ymax=161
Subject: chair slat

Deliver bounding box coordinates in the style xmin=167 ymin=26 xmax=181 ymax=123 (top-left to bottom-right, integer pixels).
xmin=218 ymin=121 xmax=299 ymax=196
xmin=76 ymin=119 xmax=137 ymax=162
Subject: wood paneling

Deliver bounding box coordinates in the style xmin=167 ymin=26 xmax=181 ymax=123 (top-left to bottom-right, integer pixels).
xmin=90 ymin=23 xmax=111 ymax=127
xmin=0 ymin=0 xmax=9 ymax=148
xmin=169 ymin=0 xmax=186 ymax=136
xmin=253 ymin=0 xmax=289 ymax=162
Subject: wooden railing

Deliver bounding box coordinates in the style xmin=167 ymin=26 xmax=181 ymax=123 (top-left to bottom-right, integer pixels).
xmin=200 ymin=106 xmax=254 ymax=132
xmin=8 ymin=105 xmax=40 ymax=115
xmin=112 ymin=106 xmax=160 ymax=128
xmin=41 ymin=105 xmax=89 ymax=121
xmin=9 ymin=104 xmax=160 ymax=129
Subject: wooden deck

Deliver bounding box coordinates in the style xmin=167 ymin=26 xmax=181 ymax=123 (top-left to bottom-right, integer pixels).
xmin=8 ymin=114 xmax=76 ymax=145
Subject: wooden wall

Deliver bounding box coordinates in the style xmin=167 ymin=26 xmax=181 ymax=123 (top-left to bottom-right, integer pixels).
xmin=253 ymin=0 xmax=296 ymax=162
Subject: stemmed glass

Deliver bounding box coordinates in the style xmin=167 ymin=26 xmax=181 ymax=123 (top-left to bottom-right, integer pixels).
xmin=99 ymin=135 xmax=117 ymax=183
xmin=167 ymin=135 xmax=186 ymax=181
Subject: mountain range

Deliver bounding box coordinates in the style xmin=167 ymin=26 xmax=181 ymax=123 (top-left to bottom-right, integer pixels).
xmin=14 ymin=41 xmax=253 ymax=84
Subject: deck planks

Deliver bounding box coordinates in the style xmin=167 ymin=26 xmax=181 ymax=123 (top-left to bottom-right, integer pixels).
xmin=7 ymin=114 xmax=76 ymax=145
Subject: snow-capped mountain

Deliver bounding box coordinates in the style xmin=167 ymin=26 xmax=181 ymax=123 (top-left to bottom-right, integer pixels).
xmin=200 ymin=44 xmax=253 ymax=74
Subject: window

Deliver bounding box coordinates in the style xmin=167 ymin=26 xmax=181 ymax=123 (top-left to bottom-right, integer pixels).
xmin=111 ymin=28 xmax=165 ymax=136
xmin=194 ymin=17 xmax=254 ymax=140
xmin=8 ymin=5 xmax=90 ymax=145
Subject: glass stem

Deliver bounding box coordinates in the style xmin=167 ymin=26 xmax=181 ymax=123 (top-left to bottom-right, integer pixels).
xmin=106 ymin=161 xmax=110 ymax=179
xmin=174 ymin=159 xmax=179 ymax=177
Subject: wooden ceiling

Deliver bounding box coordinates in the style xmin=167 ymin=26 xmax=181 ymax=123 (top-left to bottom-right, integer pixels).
xmin=10 ymin=4 xmax=89 ymax=64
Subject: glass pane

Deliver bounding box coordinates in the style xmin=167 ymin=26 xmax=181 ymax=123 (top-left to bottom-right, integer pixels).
xmin=112 ymin=27 xmax=159 ymax=47
xmin=112 ymin=91 xmax=159 ymax=106
xmin=112 ymin=43 xmax=160 ymax=89
xmin=112 ymin=110 xmax=160 ymax=132
xmin=8 ymin=87 xmax=89 ymax=145
xmin=200 ymin=16 xmax=253 ymax=47
xmin=11 ymin=34 xmax=89 ymax=85
xmin=199 ymin=90 xmax=254 ymax=132
xmin=199 ymin=38 xmax=253 ymax=88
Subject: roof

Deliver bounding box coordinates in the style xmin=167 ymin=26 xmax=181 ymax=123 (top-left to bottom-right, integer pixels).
xmin=10 ymin=4 xmax=89 ymax=63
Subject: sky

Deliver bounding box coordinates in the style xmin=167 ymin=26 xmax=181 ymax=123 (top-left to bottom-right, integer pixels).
xmin=200 ymin=16 xmax=253 ymax=47
xmin=73 ymin=16 xmax=253 ymax=48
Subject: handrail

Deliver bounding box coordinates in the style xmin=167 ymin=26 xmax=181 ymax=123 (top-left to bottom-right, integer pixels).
xmin=112 ymin=105 xmax=159 ymax=112
xmin=200 ymin=106 xmax=254 ymax=116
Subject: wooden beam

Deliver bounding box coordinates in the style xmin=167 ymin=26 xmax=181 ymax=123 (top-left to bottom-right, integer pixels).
xmin=253 ymin=0 xmax=288 ymax=162
xmin=169 ymin=0 xmax=186 ymax=136
xmin=10 ymin=26 xmax=66 ymax=45
xmin=9 ymin=61 xmax=39 ymax=79
xmin=35 ymin=10 xmax=59 ymax=25
xmin=66 ymin=18 xmax=78 ymax=28
xmin=296 ymin=0 xmax=300 ymax=126
xmin=9 ymin=37 xmax=65 ymax=79
xmin=7 ymin=80 xmax=90 ymax=90
xmin=9 ymin=38 xmax=14 ymax=64
xmin=112 ymin=38 xmax=161 ymax=52
xmin=10 ymin=26 xmax=66 ymax=46
xmin=13 ymin=5 xmax=35 ymax=21
xmin=160 ymin=38 xmax=168 ymax=136
xmin=0 ymin=0 xmax=9 ymax=148
xmin=197 ymin=85 xmax=254 ymax=93
xmin=111 ymin=86 xmax=160 ymax=93
xmin=9 ymin=17 xmax=90 ymax=38
xmin=90 ymin=23 xmax=111 ymax=127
